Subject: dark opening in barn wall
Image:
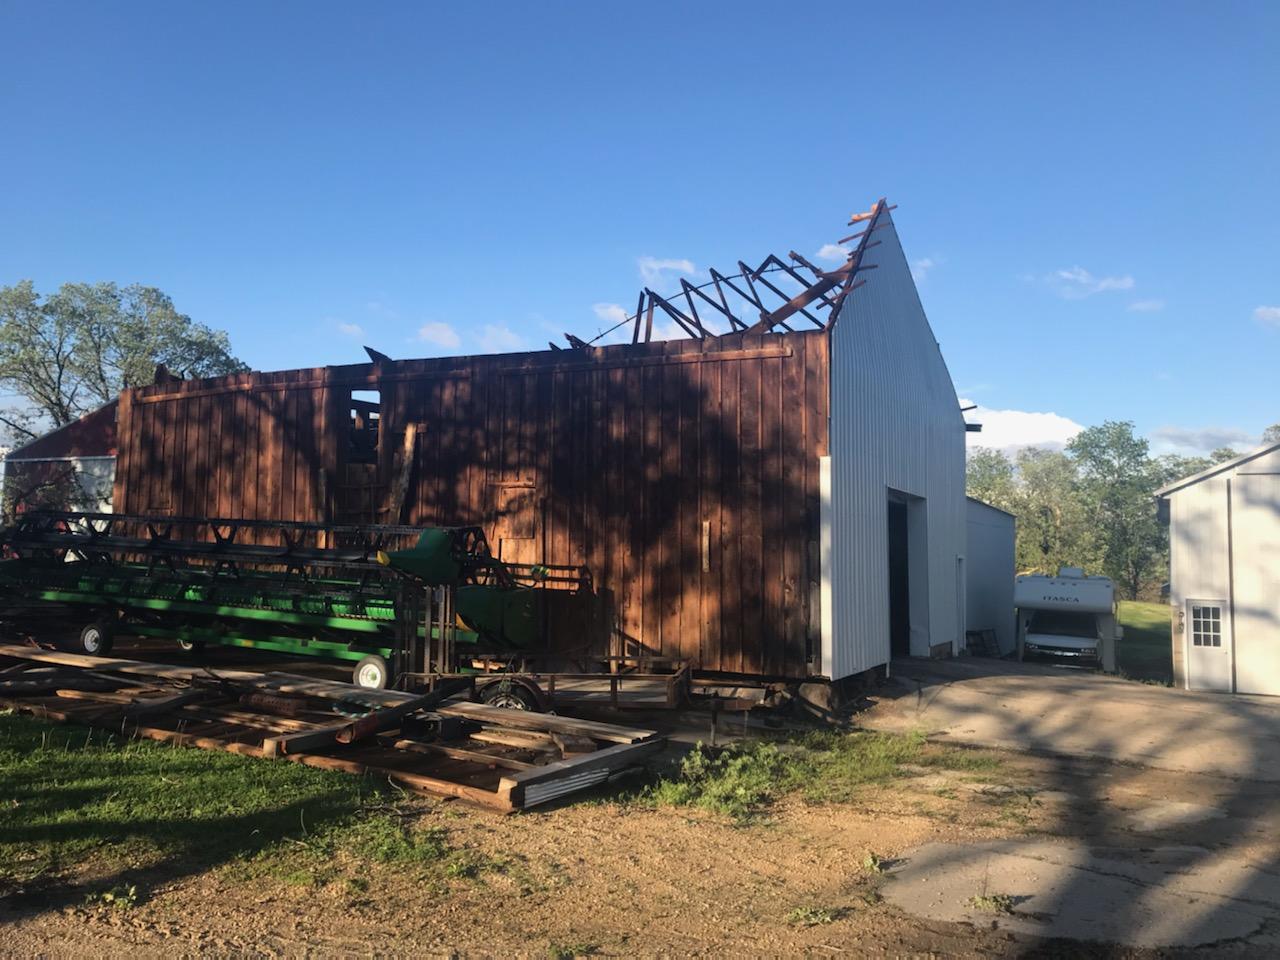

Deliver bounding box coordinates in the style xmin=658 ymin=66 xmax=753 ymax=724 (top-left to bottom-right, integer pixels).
xmin=887 ymin=498 xmax=911 ymax=658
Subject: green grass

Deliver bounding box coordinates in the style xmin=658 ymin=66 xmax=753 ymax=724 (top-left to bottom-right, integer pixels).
xmin=787 ymin=905 xmax=844 ymax=926
xmin=0 ymin=711 xmax=486 ymax=905
xmin=1117 ymin=600 xmax=1173 ymax=685
xmin=968 ymin=892 xmax=1017 ymax=914
xmin=647 ymin=730 xmax=1000 ymax=821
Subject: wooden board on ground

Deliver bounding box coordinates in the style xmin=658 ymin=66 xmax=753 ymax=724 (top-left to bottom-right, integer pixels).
xmin=0 ymin=645 xmax=664 ymax=812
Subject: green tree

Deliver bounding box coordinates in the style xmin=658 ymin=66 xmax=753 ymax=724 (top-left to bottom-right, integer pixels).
xmin=1263 ymin=423 xmax=1280 ymax=445
xmin=0 ymin=280 xmax=247 ymax=444
xmin=965 ymin=447 xmax=1016 ymax=512
xmin=1010 ymin=447 xmax=1098 ymax=575
xmin=1066 ymin=421 xmax=1164 ymax=600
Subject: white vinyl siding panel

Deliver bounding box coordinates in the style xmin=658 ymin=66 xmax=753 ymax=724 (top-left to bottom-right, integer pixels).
xmin=824 ymin=212 xmax=967 ymax=679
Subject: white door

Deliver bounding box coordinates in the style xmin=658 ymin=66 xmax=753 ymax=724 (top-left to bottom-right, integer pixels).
xmin=1186 ymin=600 xmax=1231 ymax=692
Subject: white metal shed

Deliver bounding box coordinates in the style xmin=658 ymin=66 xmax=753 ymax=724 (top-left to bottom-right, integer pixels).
xmin=1156 ymin=441 xmax=1280 ymax=694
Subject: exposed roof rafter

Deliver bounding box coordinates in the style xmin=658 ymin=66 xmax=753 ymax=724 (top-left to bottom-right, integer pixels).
xmin=577 ymin=198 xmax=893 ymax=348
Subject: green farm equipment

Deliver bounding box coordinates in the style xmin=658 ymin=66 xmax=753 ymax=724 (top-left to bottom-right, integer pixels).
xmin=0 ymin=511 xmax=589 ymax=690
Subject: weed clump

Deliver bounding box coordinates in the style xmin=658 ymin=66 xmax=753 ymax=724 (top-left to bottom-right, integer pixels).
xmin=650 ymin=742 xmax=787 ymax=819
xmin=345 ymin=815 xmax=448 ymax=865
xmin=84 ymin=883 xmax=139 ymax=911
xmin=787 ymin=905 xmax=843 ymax=926
xmin=649 ymin=729 xmax=981 ymax=820
xmin=968 ymin=893 xmax=1017 ymax=914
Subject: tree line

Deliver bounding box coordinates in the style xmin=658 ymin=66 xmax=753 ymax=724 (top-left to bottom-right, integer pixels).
xmin=968 ymin=420 xmax=1280 ymax=600
xmin=0 ymin=280 xmax=246 ymax=447
xmin=0 ymin=281 xmax=247 ymax=513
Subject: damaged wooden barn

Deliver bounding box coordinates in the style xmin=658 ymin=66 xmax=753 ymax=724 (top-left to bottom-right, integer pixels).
xmin=106 ymin=199 xmax=973 ymax=690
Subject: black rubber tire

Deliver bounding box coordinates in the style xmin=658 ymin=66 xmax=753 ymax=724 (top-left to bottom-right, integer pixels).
xmin=177 ymin=637 xmax=206 ymax=654
xmin=478 ymin=680 xmax=540 ymax=711
xmin=352 ymin=654 xmax=391 ymax=690
xmin=79 ymin=621 xmax=114 ymax=656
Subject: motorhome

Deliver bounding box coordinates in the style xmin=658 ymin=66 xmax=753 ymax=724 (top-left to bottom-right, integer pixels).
xmin=1014 ymin=567 xmax=1120 ymax=672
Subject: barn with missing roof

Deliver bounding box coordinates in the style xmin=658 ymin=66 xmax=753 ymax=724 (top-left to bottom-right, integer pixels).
xmin=109 ymin=199 xmax=974 ymax=684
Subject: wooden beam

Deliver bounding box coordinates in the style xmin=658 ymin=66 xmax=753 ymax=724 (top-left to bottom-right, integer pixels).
xmin=437 ymin=701 xmax=657 ymax=745
xmin=390 ymin=738 xmax=536 ymax=771
xmin=384 ymin=422 xmax=418 ymax=525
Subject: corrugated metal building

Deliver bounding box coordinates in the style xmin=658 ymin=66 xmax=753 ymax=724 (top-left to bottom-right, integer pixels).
xmin=962 ymin=497 xmax=1016 ymax=655
xmin=822 ymin=212 xmax=967 ymax=676
xmin=1156 ymin=442 xmax=1280 ymax=694
xmin=111 ymin=200 xmax=968 ymax=683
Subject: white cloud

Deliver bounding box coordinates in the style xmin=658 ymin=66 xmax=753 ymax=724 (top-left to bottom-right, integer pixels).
xmin=961 ymin=398 xmax=1085 ymax=453
xmin=1150 ymin=426 xmax=1259 ymax=457
xmin=1254 ymin=305 xmax=1280 ymax=327
xmin=592 ymin=302 xmax=629 ymax=326
xmin=337 ymin=321 xmax=364 ymax=338
xmin=650 ymin=318 xmax=692 ymax=342
xmin=816 ymin=243 xmax=849 ymax=262
xmin=1048 ymin=266 xmax=1135 ymax=299
xmin=638 ymin=256 xmax=697 ymax=288
xmin=911 ymin=257 xmax=936 ymax=283
xmin=478 ymin=324 xmax=526 ymax=353
xmin=1127 ymin=299 xmax=1165 ymax=313
xmin=416 ymin=321 xmax=460 ymax=349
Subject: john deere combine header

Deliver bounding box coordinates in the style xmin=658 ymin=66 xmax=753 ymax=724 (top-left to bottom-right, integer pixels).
xmin=0 ymin=511 xmax=587 ymax=689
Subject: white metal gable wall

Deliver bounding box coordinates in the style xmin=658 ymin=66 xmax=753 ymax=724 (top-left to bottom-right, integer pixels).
xmin=823 ymin=212 xmax=967 ymax=680
xmin=1167 ymin=446 xmax=1280 ymax=693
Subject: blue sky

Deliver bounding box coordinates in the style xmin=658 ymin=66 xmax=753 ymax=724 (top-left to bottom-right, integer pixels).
xmin=1 ymin=1 xmax=1276 ymax=455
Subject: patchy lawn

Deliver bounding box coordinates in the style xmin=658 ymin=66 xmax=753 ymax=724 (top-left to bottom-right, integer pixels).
xmin=0 ymin=711 xmax=493 ymax=908
xmin=1 ymin=709 xmax=1110 ymax=958
xmin=1117 ymin=600 xmax=1173 ymax=685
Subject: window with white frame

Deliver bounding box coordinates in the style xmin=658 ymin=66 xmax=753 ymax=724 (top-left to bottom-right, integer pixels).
xmin=1191 ymin=604 xmax=1223 ymax=647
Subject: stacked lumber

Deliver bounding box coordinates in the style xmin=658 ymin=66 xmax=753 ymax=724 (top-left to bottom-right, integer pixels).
xmin=0 ymin=645 xmax=663 ymax=812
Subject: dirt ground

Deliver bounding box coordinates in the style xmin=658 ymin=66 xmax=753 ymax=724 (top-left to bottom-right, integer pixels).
xmin=5 ymin=740 xmax=1275 ymax=959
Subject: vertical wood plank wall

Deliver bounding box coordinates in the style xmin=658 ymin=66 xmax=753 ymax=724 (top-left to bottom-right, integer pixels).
xmin=113 ymin=332 xmax=829 ymax=679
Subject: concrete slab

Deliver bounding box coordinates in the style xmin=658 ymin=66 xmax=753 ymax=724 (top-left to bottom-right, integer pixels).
xmin=1124 ymin=800 xmax=1227 ymax=833
xmin=861 ymin=658 xmax=1280 ymax=781
xmin=885 ymin=839 xmax=1280 ymax=948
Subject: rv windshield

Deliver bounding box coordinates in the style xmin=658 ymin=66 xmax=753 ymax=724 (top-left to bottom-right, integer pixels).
xmin=1028 ymin=610 xmax=1097 ymax=638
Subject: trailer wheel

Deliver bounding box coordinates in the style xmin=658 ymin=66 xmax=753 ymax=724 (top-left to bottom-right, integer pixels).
xmin=478 ymin=680 xmax=540 ymax=711
xmin=79 ymin=621 xmax=114 ymax=656
xmin=353 ymin=654 xmax=391 ymax=690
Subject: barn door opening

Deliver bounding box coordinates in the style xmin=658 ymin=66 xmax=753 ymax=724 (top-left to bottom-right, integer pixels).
xmin=887 ymin=499 xmax=911 ymax=658
xmin=888 ymin=489 xmax=932 ymax=658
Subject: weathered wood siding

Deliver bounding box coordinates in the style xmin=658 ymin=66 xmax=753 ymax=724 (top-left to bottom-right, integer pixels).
xmin=114 ymin=332 xmax=829 ymax=679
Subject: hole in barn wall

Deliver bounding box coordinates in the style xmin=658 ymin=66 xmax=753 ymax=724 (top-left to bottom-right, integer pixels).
xmin=347 ymin=389 xmax=381 ymax=465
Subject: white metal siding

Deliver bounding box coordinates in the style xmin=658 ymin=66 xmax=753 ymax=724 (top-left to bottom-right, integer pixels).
xmin=824 ymin=212 xmax=967 ymax=679
xmin=1168 ymin=474 xmax=1231 ymax=687
xmin=965 ymin=499 xmax=1016 ymax=654
xmin=1166 ymin=446 xmax=1280 ymax=692
xmin=1233 ymin=473 xmax=1280 ymax=694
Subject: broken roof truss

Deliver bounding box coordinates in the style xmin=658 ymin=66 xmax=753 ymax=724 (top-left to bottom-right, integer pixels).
xmin=563 ymin=198 xmax=894 ymax=349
